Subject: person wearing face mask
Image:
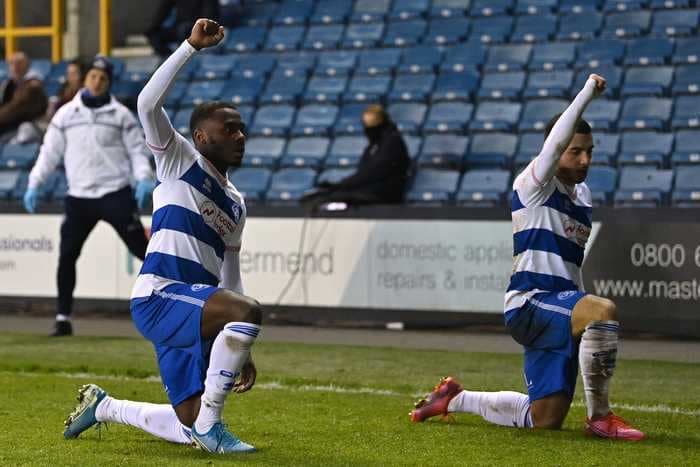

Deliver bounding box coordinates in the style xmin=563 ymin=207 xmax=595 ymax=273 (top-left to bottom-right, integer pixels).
xmin=23 ymin=55 xmax=156 ymax=337
xmin=0 ymin=51 xmax=48 ymax=142
xmin=301 ymin=104 xmax=411 ymax=209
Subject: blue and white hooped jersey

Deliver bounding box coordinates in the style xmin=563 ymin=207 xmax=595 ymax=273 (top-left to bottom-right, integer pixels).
xmin=504 ymin=161 xmax=593 ymax=314
xmin=131 ymin=131 xmax=246 ymax=300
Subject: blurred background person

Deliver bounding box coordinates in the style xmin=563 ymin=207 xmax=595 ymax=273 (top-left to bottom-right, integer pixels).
xmin=145 ymin=0 xmax=220 ymax=58
xmin=0 ymin=51 xmax=48 ymax=143
xmin=48 ymin=59 xmax=85 ymax=118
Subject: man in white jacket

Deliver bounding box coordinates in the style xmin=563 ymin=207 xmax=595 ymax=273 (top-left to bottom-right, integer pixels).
xmin=24 ymin=56 xmax=156 ymax=337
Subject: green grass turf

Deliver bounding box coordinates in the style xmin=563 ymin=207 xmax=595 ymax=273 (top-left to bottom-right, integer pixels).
xmin=0 ymin=334 xmax=698 ymax=466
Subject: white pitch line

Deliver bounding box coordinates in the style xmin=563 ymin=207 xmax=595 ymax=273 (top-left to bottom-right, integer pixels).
xmin=4 ymin=370 xmax=700 ymax=417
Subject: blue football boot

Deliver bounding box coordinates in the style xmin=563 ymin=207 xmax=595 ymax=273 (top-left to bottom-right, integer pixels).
xmin=63 ymin=384 xmax=108 ymax=439
xmin=191 ymin=422 xmax=256 ymax=454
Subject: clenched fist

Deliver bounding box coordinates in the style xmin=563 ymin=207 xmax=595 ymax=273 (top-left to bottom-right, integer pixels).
xmin=588 ymin=73 xmax=607 ymax=97
xmin=187 ymin=18 xmax=224 ymax=50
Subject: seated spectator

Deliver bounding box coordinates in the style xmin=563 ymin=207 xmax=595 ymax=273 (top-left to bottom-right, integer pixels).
xmin=0 ymin=51 xmax=48 ymax=143
xmin=145 ymin=0 xmax=220 ymax=58
xmin=301 ymin=105 xmax=411 ymax=210
xmin=49 ymin=59 xmax=85 ymax=117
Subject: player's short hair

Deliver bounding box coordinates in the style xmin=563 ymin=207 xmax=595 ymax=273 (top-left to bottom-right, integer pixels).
xmin=189 ymin=101 xmax=238 ymax=135
xmin=544 ymin=113 xmax=592 ymax=140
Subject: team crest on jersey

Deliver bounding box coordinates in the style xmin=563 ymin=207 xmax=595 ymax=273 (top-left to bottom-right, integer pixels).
xmin=191 ymin=284 xmax=208 ymax=292
xmin=231 ymin=203 xmax=242 ymax=224
xmin=557 ymin=291 xmax=576 ymax=300
xmin=203 ymin=178 xmax=213 ymax=193
xmin=200 ymin=200 xmax=235 ymax=237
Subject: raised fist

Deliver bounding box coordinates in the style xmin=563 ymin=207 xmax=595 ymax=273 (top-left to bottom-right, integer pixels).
xmin=588 ymin=73 xmax=607 ymax=97
xmin=187 ymin=18 xmax=224 ymax=50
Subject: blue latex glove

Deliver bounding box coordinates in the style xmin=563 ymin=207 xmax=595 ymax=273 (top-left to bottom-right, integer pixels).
xmin=134 ymin=179 xmax=156 ymax=210
xmin=23 ymin=188 xmax=38 ymax=213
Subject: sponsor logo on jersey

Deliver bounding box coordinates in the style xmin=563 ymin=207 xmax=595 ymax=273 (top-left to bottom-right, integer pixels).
xmin=200 ymin=200 xmax=235 ymax=237
xmin=563 ymin=218 xmax=591 ymax=247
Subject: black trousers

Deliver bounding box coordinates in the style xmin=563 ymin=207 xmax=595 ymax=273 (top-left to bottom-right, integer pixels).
xmin=57 ymin=186 xmax=148 ymax=317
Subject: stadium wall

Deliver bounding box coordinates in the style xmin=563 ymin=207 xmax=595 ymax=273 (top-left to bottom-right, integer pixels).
xmin=0 ymin=208 xmax=698 ymax=338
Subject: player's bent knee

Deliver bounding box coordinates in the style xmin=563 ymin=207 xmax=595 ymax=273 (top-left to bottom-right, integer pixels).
xmin=534 ymin=417 xmax=564 ymax=430
xmin=243 ymin=299 xmax=263 ymax=325
xmin=598 ymin=298 xmax=617 ymax=321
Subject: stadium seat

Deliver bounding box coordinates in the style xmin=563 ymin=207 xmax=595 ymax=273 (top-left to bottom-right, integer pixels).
xmin=518 ymin=99 xmax=569 ymax=131
xmin=311 ymin=0 xmax=352 ymax=24
xmin=524 ymin=70 xmax=574 ymax=98
xmin=574 ymin=65 xmax=624 ymax=97
xmin=0 ymin=144 xmax=38 ymax=169
xmin=191 ymin=55 xmax=235 ymax=81
xmin=672 ymin=38 xmax=700 ymax=65
xmin=433 ymin=71 xmax=480 ymax=102
xmin=264 ymin=26 xmax=305 ymax=51
xmin=586 ymin=166 xmax=618 ymax=206
xmin=466 ymin=133 xmax=518 ymax=168
xmin=382 ymin=20 xmax=427 ymax=47
xmin=387 ymin=102 xmax=428 ymax=133
xmin=388 ymin=74 xmax=436 ymax=102
xmin=343 ymin=23 xmax=385 ymax=49
xmin=424 ymin=18 xmax=470 ymax=45
xmin=604 ymin=0 xmax=648 ymax=13
xmin=470 ymin=102 xmax=522 ymax=131
xmin=514 ymin=132 xmax=543 ymax=167
xmin=260 ymin=68 xmax=307 ymax=104
xmin=399 ymin=46 xmax=443 ymax=74
xmin=403 ymin=135 xmax=424 ymax=161
xmin=333 ymin=103 xmax=367 ymax=134
xmin=575 ymin=39 xmax=626 ymax=68
xmin=621 ymin=66 xmax=674 ymax=96
xmin=316 ymin=50 xmax=358 ymax=76
xmin=390 ymin=0 xmax=431 ymax=20
xmin=356 ymin=49 xmax=402 ymax=76
xmin=591 ymin=133 xmax=621 ymax=166
xmin=430 ymin=0 xmax=471 ymax=18
xmin=583 ymin=99 xmax=621 ymax=131
xmin=405 ymin=169 xmax=461 ymax=204
xmin=516 ymin=0 xmax=558 ymax=15
xmin=162 ymin=81 xmax=187 ymax=108
xmin=224 ymin=26 xmax=267 ymax=52
xmin=560 ymin=0 xmax=600 ymax=13
xmin=280 ymin=137 xmax=330 ymax=169
xmin=352 ymin=0 xmax=391 ymax=23
xmin=671 ymin=130 xmax=700 ymax=165
xmin=317 ymin=168 xmax=354 ymax=186
xmin=601 ymin=11 xmax=652 ymax=38
xmin=471 ymin=0 xmax=514 ymax=17
xmin=292 ymin=104 xmax=339 ymax=136
xmin=344 ymin=75 xmax=391 ymax=103
xmin=649 ymin=0 xmax=690 ymax=8
xmin=671 ymin=166 xmax=700 ymax=206
xmin=180 ymin=81 xmax=226 ymax=107
xmin=240 ymin=2 xmax=278 ymax=27
xmin=241 ymin=137 xmax=286 ymax=168
xmin=529 ymin=42 xmax=578 ymax=71
xmin=651 ymin=8 xmax=699 ymax=37
xmin=249 ymin=105 xmax=296 ymax=136
xmin=325 ymin=136 xmax=366 ymax=167
xmin=220 ymin=78 xmax=264 ymax=106
xmin=470 ymin=16 xmax=514 ymax=43
xmin=618 ymin=131 xmax=674 ymax=166
xmin=276 ymin=52 xmax=317 ymax=73
xmin=456 ymin=169 xmax=511 ymax=206
xmin=228 ymin=167 xmax=272 ymax=202
xmin=0 ymin=170 xmax=22 ymax=199
xmin=485 ymin=44 xmax=532 ymax=72
xmin=423 ymin=102 xmax=474 ymax=134
xmin=419 ymin=134 xmax=469 ymax=168
xmin=51 ymin=172 xmax=68 ymax=201
xmin=171 ymin=109 xmax=192 ymax=135
xmin=478 ymin=72 xmax=526 ymax=99
xmin=511 ymin=14 xmax=558 ymax=43
xmin=619 ymin=97 xmax=672 ymax=130
xmin=232 ymin=55 xmax=276 ymax=79
xmin=623 ymin=38 xmax=674 ymax=66
xmin=441 ymin=42 xmax=488 ymax=72
xmin=671 ymin=96 xmax=700 ymax=129
xmin=672 ymin=65 xmax=700 ymax=96
xmin=274 ymin=0 xmax=313 ymax=26
xmin=614 ymin=167 xmax=673 ymax=206
xmin=303 ymin=25 xmax=345 ymax=50
xmin=303 ymin=76 xmax=346 ymax=105
xmin=556 ymin=12 xmax=603 ymax=41
xmin=266 ymin=168 xmax=317 ymax=204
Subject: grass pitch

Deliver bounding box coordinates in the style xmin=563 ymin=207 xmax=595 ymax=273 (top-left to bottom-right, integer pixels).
xmin=0 ymin=333 xmax=698 ymax=466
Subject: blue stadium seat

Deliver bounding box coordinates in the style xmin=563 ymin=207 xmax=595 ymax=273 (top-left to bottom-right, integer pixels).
xmin=470 ymin=16 xmax=514 ymax=43
xmin=574 ymin=65 xmax=624 ymax=96
xmin=303 ymin=25 xmax=345 ymax=50
xmin=467 ymin=133 xmax=518 ymax=168
xmin=264 ymin=26 xmax=305 ymax=51
xmin=311 ymin=0 xmax=352 ymax=24
xmin=652 ymin=9 xmax=700 ymax=37
xmin=383 ymin=20 xmax=427 ymax=47
xmin=390 ymin=0 xmax=431 ymax=20
xmin=586 ymin=166 xmax=618 ymax=206
xmin=181 ymin=81 xmax=226 ymax=106
xmin=624 ymin=38 xmax=674 ymax=66
xmin=260 ymin=69 xmax=307 ymax=104
xmin=560 ymin=0 xmax=601 ymax=13
xmin=419 ymin=134 xmax=469 ymax=168
xmin=352 ymin=0 xmax=391 ymax=23
xmin=405 ymin=169 xmax=461 ymax=204
xmin=280 ymin=137 xmax=330 ymax=169
xmin=649 ymin=0 xmax=689 ymax=8
xmin=424 ymin=18 xmax=470 ymax=45
xmin=423 ymin=102 xmax=474 ymax=133
xmin=316 ymin=50 xmax=357 ymax=76
xmin=388 ymin=74 xmax=436 ymax=102
xmin=274 ymin=0 xmax=313 ymax=26
xmin=344 ymin=75 xmax=391 ymax=103
xmin=433 ymin=71 xmax=480 ymax=102
xmin=618 ymin=131 xmax=674 ymax=166
xmin=485 ymin=44 xmax=532 ymax=72
xmin=592 ymin=133 xmax=621 ymax=165
xmin=162 ymin=81 xmax=187 ymax=108
xmin=241 ymin=2 xmax=278 ymax=27
xmin=672 ymin=38 xmax=700 ymax=65
xmin=0 ymin=170 xmax=22 ymax=199
xmin=576 ymin=39 xmax=626 ymax=68
xmin=228 ymin=167 xmax=272 ymax=202
xmin=470 ymin=102 xmax=522 ymax=131
xmin=456 ymin=169 xmax=511 ymax=206
xmin=232 ymin=55 xmax=276 ymax=79
xmin=171 ymin=109 xmax=192 ymax=135
xmin=0 ymin=144 xmax=39 ymax=169
xmin=619 ymin=97 xmax=672 ymax=130
xmin=514 ymin=133 xmax=542 ymax=167
xmin=671 ymin=130 xmax=700 ymax=165
xmin=430 ymin=0 xmax=471 ymax=18
xmin=225 ymin=26 xmax=267 ymax=52
xmin=511 ymin=15 xmax=558 ymax=43
xmin=672 ymin=65 xmax=700 ymax=96
xmin=615 ymin=167 xmax=673 ymax=206
xmin=343 ymin=23 xmax=385 ymax=49
xmin=604 ymin=0 xmax=648 ymax=13
xmin=530 ymin=43 xmax=578 ymax=70
xmin=220 ymin=78 xmax=264 ymax=106
xmin=292 ymin=104 xmax=338 ymax=136
xmin=602 ymin=11 xmax=652 ymax=38
xmin=671 ymin=166 xmax=700 ymax=206
xmin=192 ymin=55 xmax=235 ymax=81
xmin=441 ymin=42 xmax=487 ymax=72
xmin=333 ymin=103 xmax=366 ymax=134
xmin=250 ymin=105 xmax=296 ymax=136
xmin=387 ymin=103 xmax=428 ymax=133
xmin=471 ymin=0 xmax=515 ymax=17
xmin=304 ymin=76 xmax=347 ymax=103
xmin=516 ymin=0 xmax=558 ymax=15
xmin=583 ymin=99 xmax=621 ymax=131
xmin=9 ymin=171 xmax=28 ymax=200
xmin=557 ymin=12 xmax=603 ymax=41
xmin=399 ymin=46 xmax=443 ymax=74
xmin=478 ymin=72 xmax=526 ymax=99
xmin=518 ymin=99 xmax=569 ymax=132
xmin=356 ymin=49 xmax=402 ymax=76
xmin=672 ymin=96 xmax=700 ymax=129
xmin=276 ymin=52 xmax=316 ymax=73
xmin=266 ymin=168 xmax=317 ymax=204
xmin=317 ymin=168 xmax=355 ymax=185
xmin=621 ymin=66 xmax=674 ymax=96
xmin=241 ymin=137 xmax=286 ymax=168
xmin=325 ymin=136 xmax=365 ymax=167
xmin=51 ymin=172 xmax=68 ymax=201
xmin=524 ymin=70 xmax=574 ymax=98
xmin=28 ymin=59 xmax=51 ymax=80
xmin=236 ymin=106 xmax=255 ymax=128
xmin=112 ymin=80 xmax=145 ymax=104
xmin=404 ymin=135 xmax=424 ymax=160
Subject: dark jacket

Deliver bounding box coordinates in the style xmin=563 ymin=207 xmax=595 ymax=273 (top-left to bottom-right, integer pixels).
xmin=0 ymin=72 xmax=48 ymax=134
xmin=334 ymin=123 xmax=411 ymax=203
xmin=148 ymin=0 xmax=220 ymax=31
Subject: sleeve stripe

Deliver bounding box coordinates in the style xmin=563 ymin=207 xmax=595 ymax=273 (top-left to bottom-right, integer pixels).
xmin=146 ymin=132 xmax=174 ymax=153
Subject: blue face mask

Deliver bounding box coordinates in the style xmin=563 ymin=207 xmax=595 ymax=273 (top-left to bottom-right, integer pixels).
xmin=80 ymin=88 xmax=110 ymax=108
